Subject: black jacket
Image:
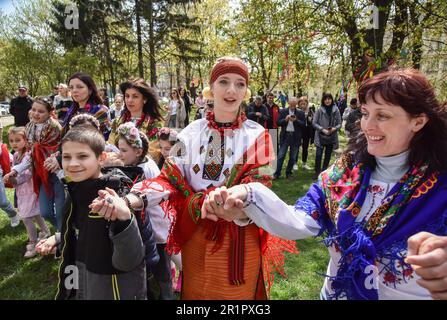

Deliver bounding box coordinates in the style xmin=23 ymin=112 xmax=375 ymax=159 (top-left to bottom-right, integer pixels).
xmin=247 ymin=103 xmax=270 ymax=127
xmin=345 ymin=108 xmax=362 ymax=134
xmin=277 ymin=107 xmax=305 ymax=145
xmin=105 ymin=166 xmax=160 ymax=269
xmin=10 ymin=96 xmax=33 ymax=127
xmin=56 ymin=167 xmax=158 ymax=299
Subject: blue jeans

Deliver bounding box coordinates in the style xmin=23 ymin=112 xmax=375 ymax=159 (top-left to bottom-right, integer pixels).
xmin=0 ymin=172 xmax=17 ymax=218
xmin=274 ymin=133 xmax=300 ymax=177
xmin=39 ymin=173 xmax=65 ymax=231
xmin=315 ymin=145 xmax=334 ymax=174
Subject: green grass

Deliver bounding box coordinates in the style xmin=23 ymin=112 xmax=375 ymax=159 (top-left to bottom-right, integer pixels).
xmin=0 ymin=118 xmax=347 ymax=300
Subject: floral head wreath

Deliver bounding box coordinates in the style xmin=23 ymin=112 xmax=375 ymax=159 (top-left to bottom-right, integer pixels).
xmin=69 ymin=113 xmax=100 ymax=130
xmin=158 ymin=127 xmax=178 ymax=141
xmin=117 ymin=122 xmax=143 ymax=149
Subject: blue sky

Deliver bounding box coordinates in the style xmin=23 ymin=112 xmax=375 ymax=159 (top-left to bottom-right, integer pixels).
xmin=0 ymin=0 xmax=14 ymax=15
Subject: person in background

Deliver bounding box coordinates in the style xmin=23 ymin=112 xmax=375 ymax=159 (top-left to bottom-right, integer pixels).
xmin=344 ymin=98 xmax=362 ymax=138
xmin=109 ymin=94 xmax=124 ymax=120
xmin=273 ymin=97 xmax=305 ymax=179
xmin=54 ymin=84 xmax=73 ymax=123
xmin=10 ymin=85 xmax=33 ymax=127
xmin=165 ymin=88 xmax=186 ymax=129
xmin=276 ymin=91 xmax=287 ymax=108
xmin=247 ymin=96 xmax=269 ymax=127
xmin=49 ymin=86 xmax=59 ymax=104
xmin=312 ymin=92 xmax=341 ymax=180
xmin=295 ymin=96 xmax=315 ymax=171
xmin=99 ymin=87 xmax=110 ymax=108
xmin=179 ymin=87 xmax=192 ymax=127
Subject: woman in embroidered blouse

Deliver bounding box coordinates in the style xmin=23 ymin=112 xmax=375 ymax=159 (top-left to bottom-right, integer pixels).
xmin=202 ymin=69 xmax=447 ymax=300
xmin=90 ymin=57 xmax=297 ymax=300
xmin=108 ymin=79 xmax=163 ymax=160
xmin=109 ymin=79 xmax=163 ymax=143
xmin=62 ymin=72 xmax=109 ymax=138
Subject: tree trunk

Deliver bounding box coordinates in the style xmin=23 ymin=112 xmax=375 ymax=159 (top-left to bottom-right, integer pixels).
xmin=135 ymin=0 xmax=144 ymax=79
xmin=184 ymin=59 xmax=192 ymax=90
xmin=409 ymin=3 xmax=423 ymax=69
xmin=258 ymin=43 xmax=268 ymax=91
xmin=148 ymin=0 xmax=157 ymax=86
xmin=102 ymin=23 xmax=116 ymax=95
xmin=176 ymin=62 xmax=181 ymax=88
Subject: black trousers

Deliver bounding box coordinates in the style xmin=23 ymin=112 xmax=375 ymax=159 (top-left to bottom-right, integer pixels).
xmin=315 ymin=145 xmax=334 ymax=173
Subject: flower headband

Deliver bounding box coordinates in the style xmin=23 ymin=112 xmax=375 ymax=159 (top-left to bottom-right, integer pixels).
xmin=158 ymin=127 xmax=178 ymax=141
xmin=117 ymin=122 xmax=143 ymax=149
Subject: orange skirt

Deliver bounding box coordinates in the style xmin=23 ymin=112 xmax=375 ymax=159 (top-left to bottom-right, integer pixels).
xmin=181 ymin=223 xmax=266 ymax=300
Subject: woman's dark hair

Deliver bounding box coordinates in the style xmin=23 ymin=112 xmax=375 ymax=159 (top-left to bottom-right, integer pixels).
xmin=119 ymin=78 xmax=163 ymax=121
xmin=139 ymin=132 xmax=149 ymax=162
xmin=62 ymin=126 xmax=105 ymax=157
xmin=345 ymin=68 xmax=447 ymax=172
xmin=321 ymin=93 xmax=333 ymax=106
xmin=159 ymin=131 xmax=177 ymax=146
xmin=68 ymin=72 xmax=103 ymax=106
xmin=34 ymin=97 xmax=54 ymax=112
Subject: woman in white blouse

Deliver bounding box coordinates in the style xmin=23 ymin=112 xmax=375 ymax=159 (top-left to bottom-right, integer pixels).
xmin=202 ymin=69 xmax=447 ymax=300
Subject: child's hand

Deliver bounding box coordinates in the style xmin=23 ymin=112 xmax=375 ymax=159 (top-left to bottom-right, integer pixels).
xmin=44 ymin=152 xmax=61 ymax=173
xmin=89 ymin=187 xmax=131 ymax=221
xmin=36 ymin=236 xmax=57 ymax=256
xmin=9 ymin=176 xmax=17 ymax=185
xmin=3 ymin=173 xmax=11 ymax=184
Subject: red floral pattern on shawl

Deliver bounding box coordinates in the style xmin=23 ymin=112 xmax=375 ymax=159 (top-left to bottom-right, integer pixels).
xmin=26 ymin=118 xmax=62 ymax=196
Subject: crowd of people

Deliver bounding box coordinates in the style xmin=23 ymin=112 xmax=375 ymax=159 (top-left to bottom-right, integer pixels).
xmin=1 ymin=57 xmax=447 ymax=300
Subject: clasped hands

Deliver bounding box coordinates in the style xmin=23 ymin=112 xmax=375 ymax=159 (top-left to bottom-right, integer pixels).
xmin=322 ymin=127 xmax=336 ymax=135
xmin=201 ymin=185 xmax=249 ymax=222
xmin=406 ymin=232 xmax=447 ymax=300
xmin=89 ymin=187 xmax=131 ymax=221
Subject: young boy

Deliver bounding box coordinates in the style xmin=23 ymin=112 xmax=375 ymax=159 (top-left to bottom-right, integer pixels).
xmin=36 ymin=126 xmax=147 ymax=300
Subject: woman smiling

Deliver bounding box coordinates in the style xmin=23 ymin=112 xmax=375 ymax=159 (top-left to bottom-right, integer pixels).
xmin=202 ymin=69 xmax=447 ymax=300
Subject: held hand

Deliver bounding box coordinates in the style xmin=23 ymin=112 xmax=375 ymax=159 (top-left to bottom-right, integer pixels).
xmin=255 ymin=112 xmax=262 ymax=117
xmin=89 ymin=187 xmax=131 ymax=221
xmin=405 ymin=232 xmax=447 ymax=300
xmin=36 ymin=235 xmax=57 ymax=256
xmin=322 ymin=129 xmax=330 ymax=135
xmin=3 ymin=173 xmax=12 ymax=184
xmin=201 ymin=186 xmax=248 ymax=222
xmin=44 ymin=151 xmax=61 ymax=173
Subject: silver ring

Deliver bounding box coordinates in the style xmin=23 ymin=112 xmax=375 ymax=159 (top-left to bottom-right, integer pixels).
xmin=216 ymin=201 xmax=222 ymax=206
xmin=106 ymin=197 xmax=114 ymax=204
